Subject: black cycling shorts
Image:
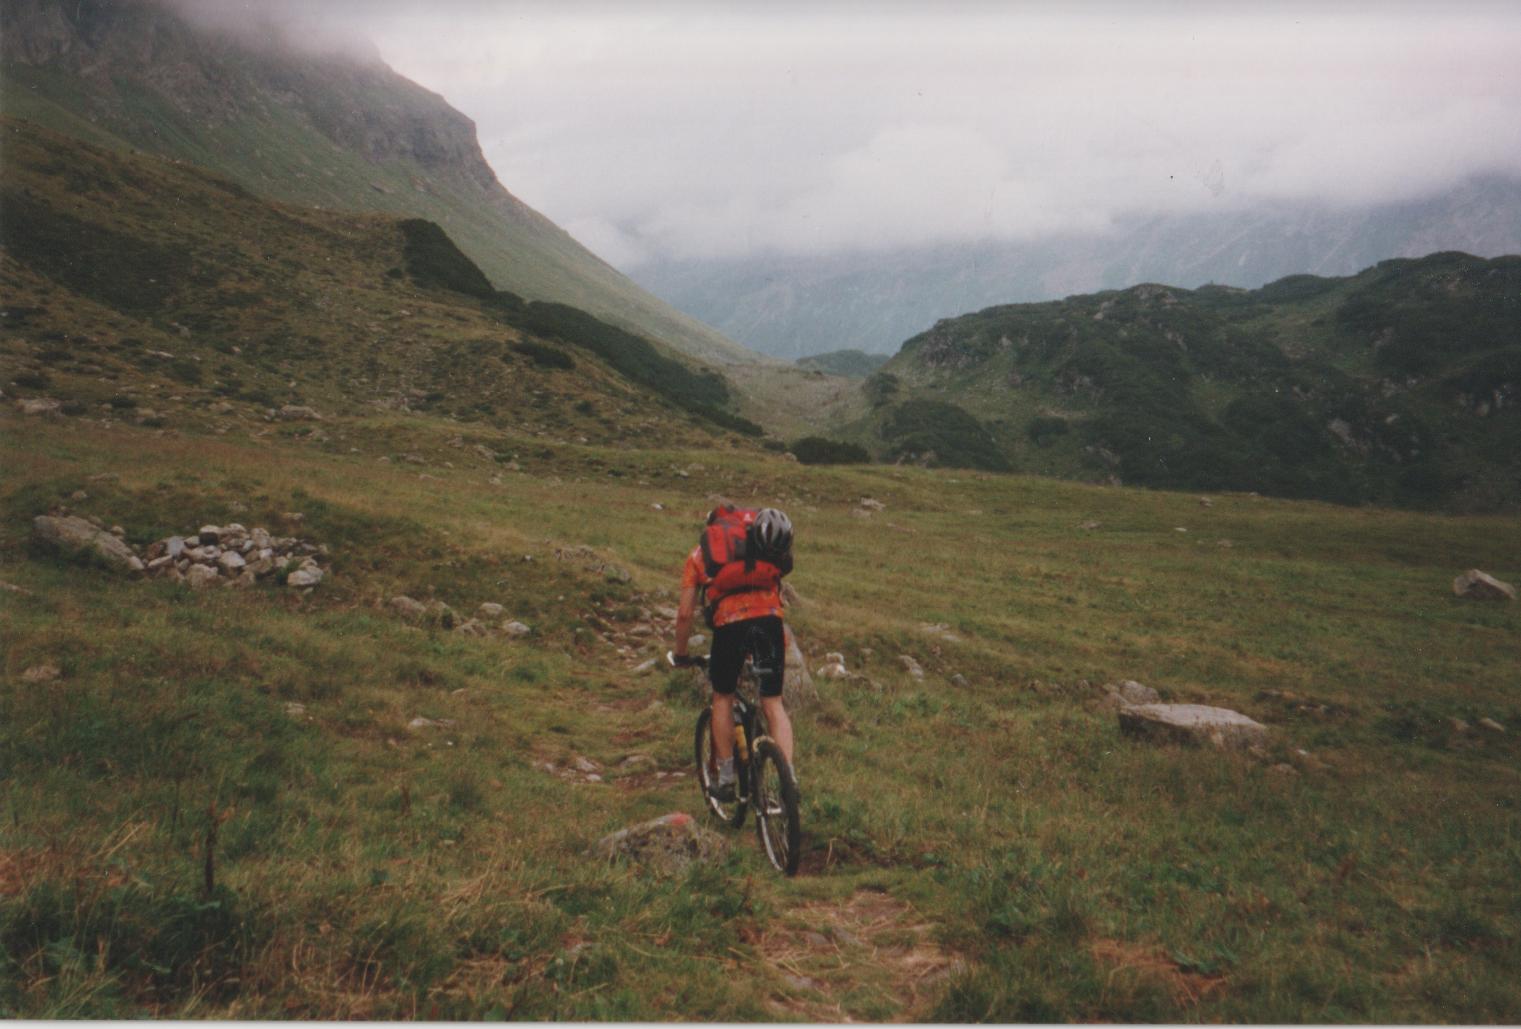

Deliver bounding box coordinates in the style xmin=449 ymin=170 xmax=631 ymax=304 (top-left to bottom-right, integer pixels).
xmin=709 ymin=615 xmax=785 ymax=699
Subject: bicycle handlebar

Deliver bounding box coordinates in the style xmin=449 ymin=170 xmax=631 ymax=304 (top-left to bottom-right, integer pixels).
xmin=667 ymin=650 xmax=709 ymax=670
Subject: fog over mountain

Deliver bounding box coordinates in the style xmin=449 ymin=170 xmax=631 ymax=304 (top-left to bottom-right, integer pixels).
xmin=280 ymin=1 xmax=1521 ymax=358
xmin=24 ymin=0 xmax=1521 ymax=359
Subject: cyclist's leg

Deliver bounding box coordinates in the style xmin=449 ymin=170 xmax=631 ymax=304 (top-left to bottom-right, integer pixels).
xmin=749 ymin=617 xmax=793 ymax=767
xmin=761 ymin=695 xmax=793 ymax=767
xmin=708 ymin=621 xmax=747 ymax=768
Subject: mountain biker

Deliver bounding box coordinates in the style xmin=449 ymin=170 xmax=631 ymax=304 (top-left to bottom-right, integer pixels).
xmin=672 ymin=506 xmax=794 ymax=802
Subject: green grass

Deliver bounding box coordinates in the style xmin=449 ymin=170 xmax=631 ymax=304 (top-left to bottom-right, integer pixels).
xmin=3 ymin=407 xmax=1518 ymax=1021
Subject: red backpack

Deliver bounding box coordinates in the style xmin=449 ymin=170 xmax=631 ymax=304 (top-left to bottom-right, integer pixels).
xmin=698 ymin=505 xmax=790 ymax=626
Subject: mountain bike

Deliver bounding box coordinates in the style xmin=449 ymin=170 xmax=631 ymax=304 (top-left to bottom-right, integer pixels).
xmin=668 ymin=642 xmax=801 ymax=876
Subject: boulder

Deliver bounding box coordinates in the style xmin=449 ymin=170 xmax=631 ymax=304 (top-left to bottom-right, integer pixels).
xmin=286 ymin=566 xmax=323 ymax=588
xmin=32 ymin=515 xmax=142 ymax=575
xmin=1452 ymin=569 xmax=1515 ymax=601
xmin=1119 ymin=703 xmax=1268 ymax=750
xmin=1104 ymin=679 xmax=1161 ymax=707
xmin=591 ymin=812 xmax=725 ymax=875
xmin=784 ymin=625 xmax=819 ymax=710
xmin=390 ymin=595 xmax=428 ymax=621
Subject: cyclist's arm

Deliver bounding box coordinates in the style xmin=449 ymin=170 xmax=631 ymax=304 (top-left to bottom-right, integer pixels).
xmin=674 ymin=584 xmax=700 ymax=658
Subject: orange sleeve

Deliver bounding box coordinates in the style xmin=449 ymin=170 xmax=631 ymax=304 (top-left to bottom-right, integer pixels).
xmin=680 ymin=546 xmax=706 ymax=590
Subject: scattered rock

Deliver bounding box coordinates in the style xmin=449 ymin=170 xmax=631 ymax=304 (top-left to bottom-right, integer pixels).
xmin=284 ymin=702 xmax=307 ymax=718
xmin=1448 ymin=717 xmax=1471 ymax=734
xmin=591 ymin=812 xmax=725 ymax=875
xmin=286 ymin=566 xmax=323 ymax=588
xmin=1118 ymin=703 xmax=1268 ymax=750
xmin=1198 ymin=497 xmax=1214 ymax=508
xmin=573 ymin=756 xmax=600 ymax=774
xmin=859 ymin=498 xmax=886 ymax=511
xmin=407 ymin=716 xmax=455 ymax=731
xmin=1103 ymin=679 xmax=1161 ymax=708
xmin=1268 ymin=763 xmax=1298 ymax=776
xmin=32 ymin=515 xmax=142 ymax=575
xmin=784 ymin=625 xmax=819 ymax=709
xmin=454 ymin=619 xmax=491 ymax=637
xmin=898 ymin=654 xmax=925 ymax=680
xmin=278 ymin=405 xmax=321 ymax=421
xmin=501 ymin=620 xmax=531 ymax=637
xmin=1477 ymin=717 xmax=1506 ymax=734
xmin=21 ymin=664 xmax=61 ymax=683
xmin=217 ymin=550 xmax=246 ymax=573
xmin=949 ymin=673 xmax=969 ymax=688
xmin=17 ymin=397 xmax=62 ymax=416
xmin=390 ymin=595 xmax=428 ymax=620
xmin=477 ymin=602 xmax=505 ymax=619
xmin=633 ymin=658 xmax=659 ymax=675
xmin=1452 ymin=569 xmax=1515 ymax=601
xmin=1078 ymin=521 xmax=1101 ymax=530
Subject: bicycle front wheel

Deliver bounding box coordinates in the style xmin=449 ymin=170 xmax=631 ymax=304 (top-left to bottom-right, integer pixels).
xmin=752 ymin=739 xmax=801 ymax=876
xmin=694 ymin=708 xmax=747 ymax=828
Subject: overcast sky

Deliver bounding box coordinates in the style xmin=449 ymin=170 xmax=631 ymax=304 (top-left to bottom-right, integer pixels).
xmin=326 ymin=2 xmax=1521 ymax=270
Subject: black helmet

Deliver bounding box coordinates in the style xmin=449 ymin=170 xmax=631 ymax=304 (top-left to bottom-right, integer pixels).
xmin=752 ymin=507 xmax=793 ymax=560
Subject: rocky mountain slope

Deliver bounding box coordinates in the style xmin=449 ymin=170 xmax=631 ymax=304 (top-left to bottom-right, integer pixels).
xmin=633 ymin=177 xmax=1521 ymax=359
xmin=0 ymin=117 xmax=761 ymax=455
xmin=821 ymin=253 xmax=1521 ymax=512
xmin=0 ymin=0 xmax=752 ymax=366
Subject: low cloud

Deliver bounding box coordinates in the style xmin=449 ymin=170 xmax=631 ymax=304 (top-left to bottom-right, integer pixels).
xmin=207 ymin=1 xmax=1521 ymax=268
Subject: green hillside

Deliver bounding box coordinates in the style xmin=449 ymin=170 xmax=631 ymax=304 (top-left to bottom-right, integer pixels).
xmin=831 ymin=256 xmax=1521 ymax=511
xmin=796 ymin=349 xmax=890 ymax=379
xmin=5 ymin=336 xmax=1519 ymax=1020
xmin=0 ymin=0 xmax=752 ymax=367
xmin=0 ymin=117 xmax=760 ymax=450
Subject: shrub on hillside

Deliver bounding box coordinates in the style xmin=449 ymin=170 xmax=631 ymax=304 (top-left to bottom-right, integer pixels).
xmin=879 ymin=400 xmax=1009 ymax=471
xmin=1027 ymin=415 xmax=1070 ymax=447
xmin=398 ymin=219 xmax=496 ymax=299
xmin=511 ymin=340 xmax=575 ymax=370
xmin=790 ymin=436 xmax=871 ymax=465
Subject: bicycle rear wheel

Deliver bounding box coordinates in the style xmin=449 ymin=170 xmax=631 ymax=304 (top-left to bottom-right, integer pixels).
xmin=752 ymin=738 xmax=801 ymax=876
xmin=694 ymin=708 xmax=747 ymax=828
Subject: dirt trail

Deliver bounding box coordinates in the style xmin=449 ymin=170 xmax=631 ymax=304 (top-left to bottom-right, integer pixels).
xmin=756 ymin=888 xmax=961 ymax=1022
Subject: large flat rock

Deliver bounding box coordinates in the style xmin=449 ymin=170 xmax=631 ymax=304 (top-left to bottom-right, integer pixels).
xmin=33 ymin=515 xmax=143 ymax=574
xmin=1119 ymin=703 xmax=1267 ymax=750
xmin=1453 ymin=569 xmax=1515 ymax=601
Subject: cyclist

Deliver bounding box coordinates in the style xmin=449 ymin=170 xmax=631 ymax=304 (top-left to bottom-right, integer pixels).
xmin=672 ymin=506 xmax=794 ymax=802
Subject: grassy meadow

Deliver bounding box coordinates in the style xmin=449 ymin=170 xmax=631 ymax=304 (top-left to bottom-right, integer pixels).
xmin=2 ymin=408 xmax=1518 ymax=1021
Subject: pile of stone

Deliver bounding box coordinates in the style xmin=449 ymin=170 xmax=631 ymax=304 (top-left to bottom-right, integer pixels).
xmin=143 ymin=523 xmax=327 ymax=589
xmin=32 ymin=513 xmax=327 ymax=590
